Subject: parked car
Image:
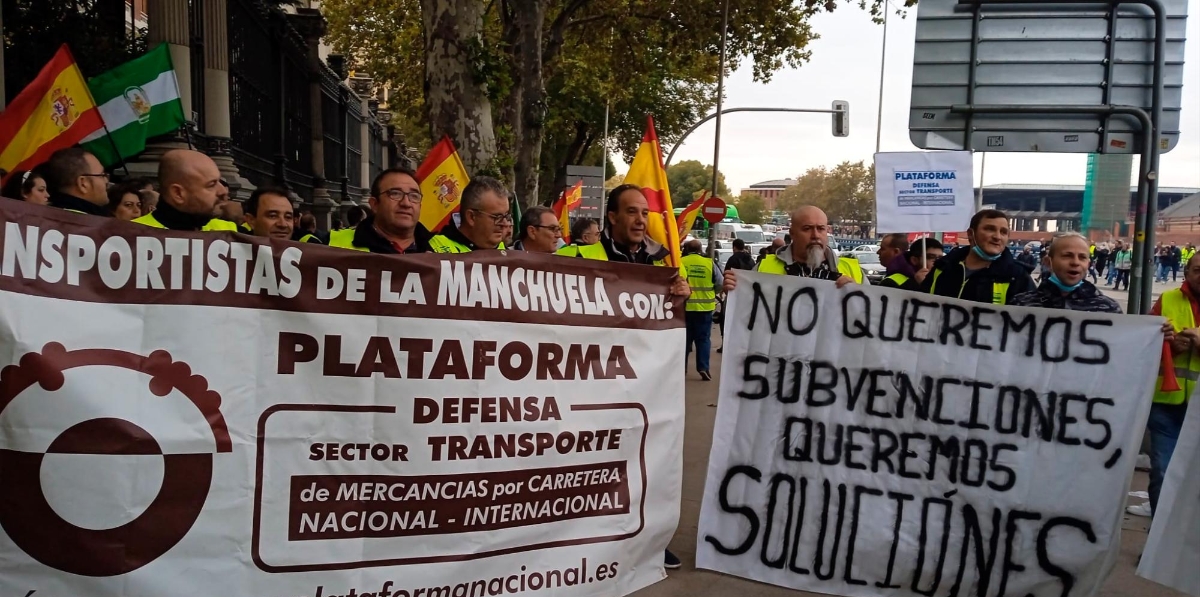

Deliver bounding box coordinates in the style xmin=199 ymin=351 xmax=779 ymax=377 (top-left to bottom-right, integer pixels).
xmin=852 ymin=252 xmax=887 ymax=283
xmin=714 ymin=248 xmax=734 ymax=270
xmin=852 ymin=244 xmax=880 ymax=255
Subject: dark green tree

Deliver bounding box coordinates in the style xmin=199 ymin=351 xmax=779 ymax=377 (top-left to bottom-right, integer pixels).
xmin=2 ymin=0 xmax=146 ymax=103
xmin=667 ymin=160 xmax=730 ymax=208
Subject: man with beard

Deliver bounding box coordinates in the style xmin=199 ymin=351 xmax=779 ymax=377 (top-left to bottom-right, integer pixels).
xmin=329 ymin=167 xmax=432 ymax=253
xmin=919 ymin=208 xmax=1034 ymax=305
xmin=722 ymin=205 xmax=863 ymax=292
xmin=133 ymin=150 xmax=239 ymax=232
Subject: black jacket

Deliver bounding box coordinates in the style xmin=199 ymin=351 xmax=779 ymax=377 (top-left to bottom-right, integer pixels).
xmin=349 ymin=216 xmax=432 ymax=254
xmin=1014 ymin=250 xmax=1038 ymax=272
xmin=599 ymin=230 xmax=670 ymax=265
xmin=48 ymin=191 xmax=108 ymax=217
xmin=725 ymin=251 xmax=756 ymax=271
xmin=919 ymin=246 xmax=1036 ymax=305
xmin=1010 ymin=280 xmax=1122 ymax=313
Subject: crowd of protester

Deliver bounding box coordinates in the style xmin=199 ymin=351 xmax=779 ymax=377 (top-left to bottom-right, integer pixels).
xmin=2 ymin=145 xmax=1193 ymax=568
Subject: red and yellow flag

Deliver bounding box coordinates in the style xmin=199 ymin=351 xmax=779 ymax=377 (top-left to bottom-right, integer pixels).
xmin=0 ymin=45 xmax=103 ymax=178
xmin=624 ymin=116 xmax=682 ymax=267
xmin=677 ymin=190 xmax=708 ymax=237
xmin=552 ymin=180 xmax=583 ymax=243
xmin=415 ymin=136 xmax=470 ymax=232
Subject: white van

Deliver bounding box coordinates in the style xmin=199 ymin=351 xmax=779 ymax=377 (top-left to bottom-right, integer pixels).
xmin=713 ymin=223 xmax=766 ymax=244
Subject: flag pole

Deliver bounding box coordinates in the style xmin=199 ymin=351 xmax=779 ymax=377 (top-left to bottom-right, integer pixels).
xmin=73 ymin=44 xmax=130 ymax=178
xmin=100 ymin=121 xmax=131 ymax=178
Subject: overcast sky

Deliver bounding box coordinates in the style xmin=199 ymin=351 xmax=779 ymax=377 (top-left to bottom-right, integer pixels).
xmin=630 ymin=0 xmax=1200 ymax=195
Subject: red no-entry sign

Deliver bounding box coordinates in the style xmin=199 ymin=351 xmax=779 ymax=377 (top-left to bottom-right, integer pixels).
xmin=702 ymin=197 xmax=727 ymax=225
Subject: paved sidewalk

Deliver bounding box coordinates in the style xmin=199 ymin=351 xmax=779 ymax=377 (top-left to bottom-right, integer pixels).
xmin=631 ymin=348 xmax=1185 ymax=597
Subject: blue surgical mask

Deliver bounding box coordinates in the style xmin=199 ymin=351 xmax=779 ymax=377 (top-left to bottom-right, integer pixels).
xmin=972 ymin=245 xmax=1001 ymax=262
xmin=1049 ymin=273 xmax=1083 ymax=293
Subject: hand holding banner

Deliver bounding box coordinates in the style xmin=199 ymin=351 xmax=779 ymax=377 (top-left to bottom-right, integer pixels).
xmin=699 ymin=271 xmax=1160 ymax=597
xmin=0 ymin=201 xmax=685 ymax=597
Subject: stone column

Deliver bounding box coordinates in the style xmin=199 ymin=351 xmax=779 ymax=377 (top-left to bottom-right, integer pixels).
xmin=127 ymin=0 xmax=193 ymax=179
xmin=289 ymin=9 xmax=336 ymax=231
xmin=203 ymin=0 xmax=254 ymax=201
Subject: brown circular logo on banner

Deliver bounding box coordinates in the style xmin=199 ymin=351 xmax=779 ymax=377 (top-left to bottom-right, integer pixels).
xmin=0 ymin=343 xmax=232 ymax=577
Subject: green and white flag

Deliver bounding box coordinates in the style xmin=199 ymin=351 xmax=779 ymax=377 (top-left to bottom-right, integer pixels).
xmin=81 ymin=44 xmax=185 ymax=166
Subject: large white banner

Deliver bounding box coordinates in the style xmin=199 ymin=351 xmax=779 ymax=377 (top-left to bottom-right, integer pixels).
xmin=0 ymin=202 xmax=684 ymax=597
xmin=874 ymin=151 xmax=975 ymax=234
xmin=1138 ymin=399 xmax=1200 ymax=596
xmin=698 ymin=271 xmax=1161 ymax=597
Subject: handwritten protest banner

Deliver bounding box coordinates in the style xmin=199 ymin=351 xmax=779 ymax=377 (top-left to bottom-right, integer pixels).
xmin=1137 ymin=398 xmax=1200 ymax=596
xmin=0 ymin=201 xmax=684 ymax=597
xmin=698 ymin=271 xmax=1160 ymax=597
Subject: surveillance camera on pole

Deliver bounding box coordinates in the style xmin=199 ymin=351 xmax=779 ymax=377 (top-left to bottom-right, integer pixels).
xmin=832 ymin=100 xmax=849 ymax=137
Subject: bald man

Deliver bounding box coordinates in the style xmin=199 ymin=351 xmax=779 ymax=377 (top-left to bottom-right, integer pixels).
xmin=723 ymin=206 xmax=864 ymax=292
xmin=133 ymin=150 xmax=239 ymax=232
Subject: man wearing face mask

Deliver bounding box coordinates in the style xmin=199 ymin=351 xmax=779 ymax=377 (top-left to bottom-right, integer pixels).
xmin=919 ymin=208 xmax=1034 ymax=305
xmin=722 ymin=205 xmax=862 ymax=292
xmin=1010 ymin=233 xmax=1120 ymax=312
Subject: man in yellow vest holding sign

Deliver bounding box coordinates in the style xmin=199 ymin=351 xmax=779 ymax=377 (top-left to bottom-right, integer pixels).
xmin=722 ymin=205 xmax=863 ymax=293
xmin=1136 ymin=253 xmax=1200 ymax=518
xmin=681 ymin=239 xmax=719 ymax=381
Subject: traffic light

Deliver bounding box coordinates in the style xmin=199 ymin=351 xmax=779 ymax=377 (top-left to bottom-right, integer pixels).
xmin=832 ymin=100 xmax=849 ymax=137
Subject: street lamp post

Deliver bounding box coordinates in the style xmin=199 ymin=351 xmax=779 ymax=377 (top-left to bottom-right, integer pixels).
xmin=707 ymin=0 xmax=730 ymax=258
xmin=872 ymin=1 xmax=890 ymax=236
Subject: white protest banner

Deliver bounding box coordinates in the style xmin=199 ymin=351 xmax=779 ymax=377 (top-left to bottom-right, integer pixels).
xmin=697 ymin=271 xmax=1161 ymax=597
xmin=0 ymin=201 xmax=684 ymax=597
xmin=1137 ymin=399 xmax=1200 ymax=596
xmin=875 ymin=151 xmax=975 ymax=234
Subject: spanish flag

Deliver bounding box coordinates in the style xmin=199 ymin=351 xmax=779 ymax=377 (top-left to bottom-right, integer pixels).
xmin=677 ymin=190 xmax=708 ymax=237
xmin=416 ymin=136 xmax=470 ymax=232
xmin=552 ymin=180 xmax=583 ymax=243
xmin=0 ymin=45 xmax=103 ymax=177
xmin=624 ymin=116 xmax=682 ymax=267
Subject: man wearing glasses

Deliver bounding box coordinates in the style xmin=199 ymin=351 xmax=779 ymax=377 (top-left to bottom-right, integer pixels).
xmin=429 ymin=176 xmax=510 ymax=253
xmin=513 ymin=206 xmax=562 ymax=254
xmin=42 ymin=147 xmax=111 ymax=216
xmin=722 ymin=205 xmax=863 ymax=292
xmin=329 ymin=167 xmax=431 ymax=253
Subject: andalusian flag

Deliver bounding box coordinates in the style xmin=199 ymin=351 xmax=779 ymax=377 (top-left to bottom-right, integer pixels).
xmin=677 ymin=190 xmax=707 ymax=237
xmin=0 ymin=45 xmax=103 ymax=177
xmin=552 ymin=180 xmax=583 ymax=242
xmin=80 ymin=44 xmax=185 ymax=167
xmin=624 ymin=116 xmax=682 ymax=267
xmin=416 ymin=136 xmax=470 ymax=232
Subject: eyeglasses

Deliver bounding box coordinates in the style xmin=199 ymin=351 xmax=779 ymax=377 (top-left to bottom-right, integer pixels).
xmin=532 ymin=224 xmax=564 ymax=235
xmin=81 ymin=172 xmax=110 ymax=180
xmin=379 ymin=188 xmax=423 ymax=204
xmin=470 ymin=209 xmax=513 ymax=224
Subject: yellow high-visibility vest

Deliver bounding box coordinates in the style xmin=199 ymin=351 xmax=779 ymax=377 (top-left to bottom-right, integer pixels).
xmin=681 ymin=253 xmax=716 ymax=312
xmin=1156 ymin=288 xmax=1199 ymax=404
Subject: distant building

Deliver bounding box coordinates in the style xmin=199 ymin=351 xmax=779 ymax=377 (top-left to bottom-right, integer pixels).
xmin=741 ymin=179 xmax=796 ymax=212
